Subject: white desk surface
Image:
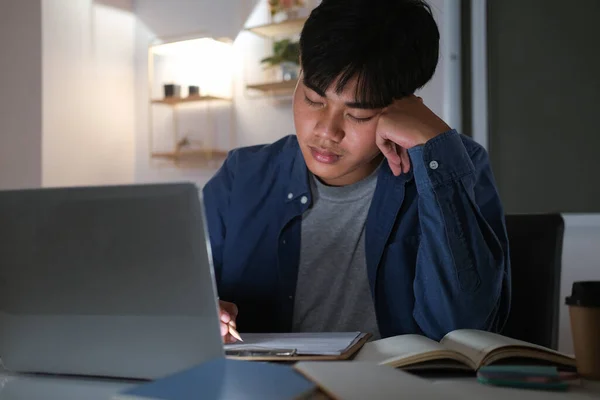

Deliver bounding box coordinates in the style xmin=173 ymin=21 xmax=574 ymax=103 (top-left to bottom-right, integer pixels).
xmin=1 ymin=370 xmax=600 ymax=399
xmin=432 ymin=377 xmax=600 ymax=400
xmin=0 ymin=372 xmax=136 ymax=400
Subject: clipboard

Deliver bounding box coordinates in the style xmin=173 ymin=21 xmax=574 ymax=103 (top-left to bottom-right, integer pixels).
xmin=225 ymin=333 xmax=372 ymax=362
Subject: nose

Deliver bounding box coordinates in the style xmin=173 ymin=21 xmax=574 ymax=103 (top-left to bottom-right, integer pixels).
xmin=314 ymin=110 xmax=344 ymax=142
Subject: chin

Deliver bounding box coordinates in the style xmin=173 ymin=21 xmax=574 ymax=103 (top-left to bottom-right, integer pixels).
xmin=305 ymin=160 xmax=347 ymax=184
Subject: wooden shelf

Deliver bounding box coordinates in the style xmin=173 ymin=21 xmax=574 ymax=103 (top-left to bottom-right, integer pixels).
xmin=151 ymin=95 xmax=231 ymax=106
xmin=246 ymin=79 xmax=298 ymax=93
xmin=151 ymin=149 xmax=228 ymax=160
xmin=246 ymin=17 xmax=307 ymax=38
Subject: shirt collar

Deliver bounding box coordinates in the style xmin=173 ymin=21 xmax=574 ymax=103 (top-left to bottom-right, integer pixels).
xmin=285 ymin=146 xmax=311 ymax=203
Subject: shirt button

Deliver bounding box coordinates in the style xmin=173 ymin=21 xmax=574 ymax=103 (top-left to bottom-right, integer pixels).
xmin=300 ymin=196 xmax=308 ymax=204
xmin=282 ymin=239 xmax=286 ymax=245
xmin=289 ymin=296 xmax=293 ymax=300
xmin=287 ymin=192 xmax=293 ymax=200
xmin=429 ymin=160 xmax=439 ymax=170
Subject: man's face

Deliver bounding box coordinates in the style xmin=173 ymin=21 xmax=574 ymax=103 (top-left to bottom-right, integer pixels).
xmin=293 ymin=73 xmax=384 ymax=186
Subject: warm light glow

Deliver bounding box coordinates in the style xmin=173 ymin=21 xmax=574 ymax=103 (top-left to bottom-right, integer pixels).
xmin=151 ymin=37 xmax=234 ymax=99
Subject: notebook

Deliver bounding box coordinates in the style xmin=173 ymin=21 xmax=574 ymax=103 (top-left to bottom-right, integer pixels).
xmin=225 ymin=332 xmax=371 ymax=361
xmin=113 ymin=358 xmax=317 ymax=400
xmin=353 ymin=329 xmax=576 ymax=371
xmin=294 ymin=361 xmax=465 ymax=400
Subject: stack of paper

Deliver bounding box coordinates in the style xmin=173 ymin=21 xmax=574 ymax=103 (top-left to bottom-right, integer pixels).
xmin=225 ymin=332 xmax=365 ymax=356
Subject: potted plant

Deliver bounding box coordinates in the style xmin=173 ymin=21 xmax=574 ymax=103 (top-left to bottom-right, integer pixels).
xmin=260 ymin=39 xmax=301 ymax=81
xmin=268 ymin=0 xmax=305 ymax=21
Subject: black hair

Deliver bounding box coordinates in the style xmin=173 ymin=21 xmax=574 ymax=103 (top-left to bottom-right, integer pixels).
xmin=299 ymin=0 xmax=440 ymax=108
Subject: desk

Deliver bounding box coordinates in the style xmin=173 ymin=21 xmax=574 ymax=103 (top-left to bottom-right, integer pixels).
xmin=432 ymin=377 xmax=600 ymax=400
xmin=1 ymin=371 xmax=600 ymax=399
xmin=0 ymin=372 xmax=135 ymax=400
xmin=0 ymin=371 xmax=332 ymax=400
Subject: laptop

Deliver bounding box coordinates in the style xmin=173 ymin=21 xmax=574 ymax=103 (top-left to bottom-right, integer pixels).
xmin=0 ymin=182 xmax=224 ymax=380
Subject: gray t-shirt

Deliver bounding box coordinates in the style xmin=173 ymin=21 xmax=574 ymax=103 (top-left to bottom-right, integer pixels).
xmin=292 ymin=167 xmax=381 ymax=339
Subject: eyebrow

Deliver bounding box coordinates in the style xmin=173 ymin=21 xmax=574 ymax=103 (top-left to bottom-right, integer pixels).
xmin=302 ymin=79 xmax=382 ymax=110
xmin=303 ymin=79 xmax=326 ymax=97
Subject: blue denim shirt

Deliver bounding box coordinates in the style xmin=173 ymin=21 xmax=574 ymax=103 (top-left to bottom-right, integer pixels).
xmin=203 ymin=129 xmax=511 ymax=340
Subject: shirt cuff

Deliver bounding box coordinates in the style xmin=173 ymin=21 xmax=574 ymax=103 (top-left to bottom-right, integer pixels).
xmin=408 ymin=129 xmax=475 ymax=190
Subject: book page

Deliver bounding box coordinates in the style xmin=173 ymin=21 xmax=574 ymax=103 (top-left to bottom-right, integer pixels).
xmin=353 ymin=334 xmax=473 ymax=369
xmin=440 ymin=329 xmax=574 ymax=368
xmin=224 ymin=332 xmax=361 ymax=356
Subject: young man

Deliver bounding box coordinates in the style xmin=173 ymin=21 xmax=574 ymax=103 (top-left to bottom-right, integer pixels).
xmin=203 ymin=0 xmax=511 ymax=343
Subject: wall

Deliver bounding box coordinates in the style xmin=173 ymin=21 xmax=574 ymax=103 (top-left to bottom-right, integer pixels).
xmin=0 ymin=1 xmax=42 ymax=189
xmin=95 ymin=0 xmax=133 ymax=12
xmin=42 ymin=0 xmax=135 ymax=187
xmin=418 ymin=0 xmax=445 ymax=121
xmin=486 ymin=0 xmax=600 ymax=213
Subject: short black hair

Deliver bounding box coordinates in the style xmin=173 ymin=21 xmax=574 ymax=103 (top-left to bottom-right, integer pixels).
xmin=299 ymin=0 xmax=439 ymax=108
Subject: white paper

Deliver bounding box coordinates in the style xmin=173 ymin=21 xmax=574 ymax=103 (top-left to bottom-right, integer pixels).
xmin=224 ymin=332 xmax=362 ymax=355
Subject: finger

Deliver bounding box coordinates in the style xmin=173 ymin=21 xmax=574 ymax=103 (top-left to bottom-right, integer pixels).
xmin=220 ymin=321 xmax=229 ymax=336
xmin=221 ymin=302 xmax=239 ymax=319
xmin=228 ymin=303 xmax=239 ymax=319
xmin=220 ymin=310 xmax=231 ymax=324
xmin=387 ymin=142 xmax=402 ymax=176
xmin=388 ymin=142 xmax=402 ymax=176
xmin=376 ymin=132 xmax=401 ymax=163
xmin=225 ymin=334 xmax=237 ymax=344
xmin=400 ymin=147 xmax=411 ymax=173
xmin=376 ymin=134 xmax=402 ymax=176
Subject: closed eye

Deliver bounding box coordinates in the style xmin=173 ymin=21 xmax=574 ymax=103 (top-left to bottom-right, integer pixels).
xmin=303 ymin=95 xmax=322 ymax=107
xmin=348 ymin=114 xmax=375 ymax=123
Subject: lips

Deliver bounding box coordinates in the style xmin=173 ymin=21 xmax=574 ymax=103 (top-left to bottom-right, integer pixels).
xmin=309 ymin=146 xmax=341 ymax=164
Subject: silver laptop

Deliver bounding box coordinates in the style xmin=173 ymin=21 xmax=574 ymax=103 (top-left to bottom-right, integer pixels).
xmin=0 ymin=182 xmax=224 ymax=380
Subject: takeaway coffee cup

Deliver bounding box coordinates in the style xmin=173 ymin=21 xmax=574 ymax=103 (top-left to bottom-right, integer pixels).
xmin=566 ymin=281 xmax=600 ymax=379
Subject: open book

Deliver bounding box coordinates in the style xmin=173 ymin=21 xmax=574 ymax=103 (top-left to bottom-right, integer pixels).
xmin=353 ymin=329 xmax=576 ymax=371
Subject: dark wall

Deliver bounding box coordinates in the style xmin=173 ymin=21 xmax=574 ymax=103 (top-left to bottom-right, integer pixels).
xmin=486 ymin=0 xmax=600 ymax=213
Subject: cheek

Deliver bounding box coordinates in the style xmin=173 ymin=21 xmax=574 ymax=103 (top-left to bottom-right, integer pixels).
xmin=344 ymin=125 xmax=380 ymax=157
xmin=293 ymin=103 xmax=315 ymax=139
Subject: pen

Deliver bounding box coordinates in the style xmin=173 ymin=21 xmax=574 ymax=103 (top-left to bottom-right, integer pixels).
xmin=228 ymin=322 xmax=243 ymax=342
